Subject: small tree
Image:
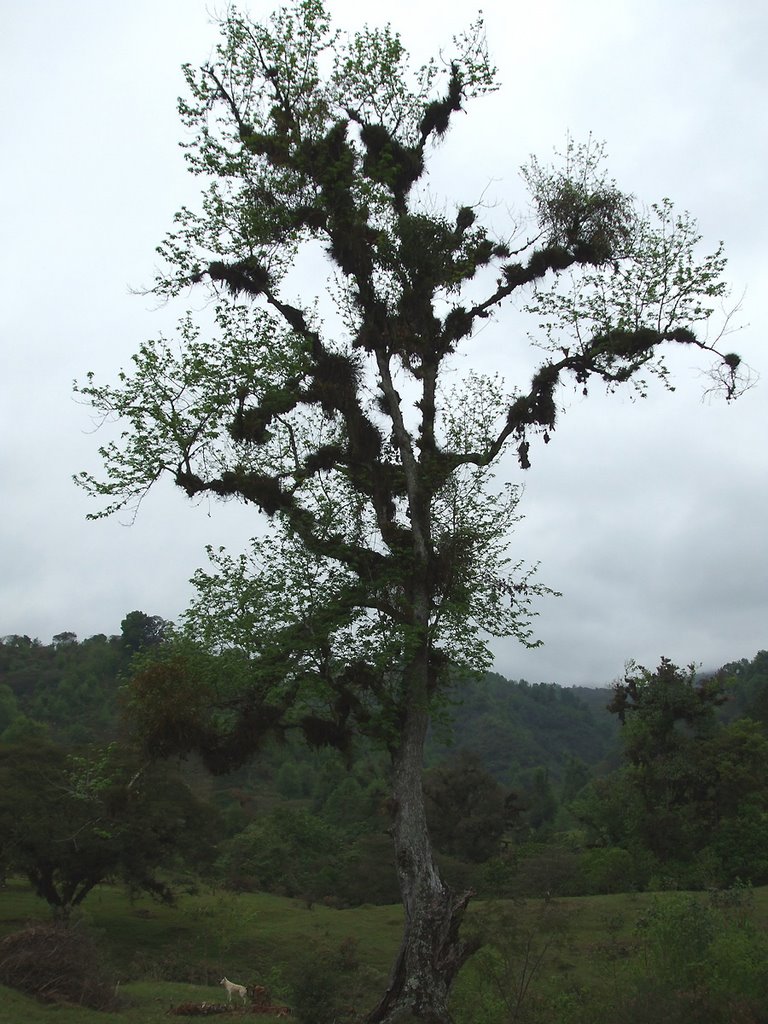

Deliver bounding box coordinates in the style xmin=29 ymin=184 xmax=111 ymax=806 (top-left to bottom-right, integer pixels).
xmin=604 ymin=659 xmax=768 ymax=882
xmin=0 ymin=739 xmax=217 ymax=920
xmin=120 ymin=610 xmax=169 ymax=654
xmin=424 ymin=750 xmax=509 ymax=862
xmin=76 ymin=2 xmax=745 ymax=1019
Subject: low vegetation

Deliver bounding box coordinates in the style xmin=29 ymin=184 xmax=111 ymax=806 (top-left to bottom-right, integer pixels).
xmin=1 ymin=880 xmax=768 ymax=1023
xmin=0 ymin=921 xmax=118 ymax=1010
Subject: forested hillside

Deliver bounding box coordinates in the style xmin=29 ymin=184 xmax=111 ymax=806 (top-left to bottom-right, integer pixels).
xmin=427 ymin=671 xmax=619 ymax=786
xmin=2 ymin=615 xmax=767 ymax=910
xmin=1 ymin=613 xmax=618 ymax=789
xmin=0 ymin=612 xmax=167 ymax=745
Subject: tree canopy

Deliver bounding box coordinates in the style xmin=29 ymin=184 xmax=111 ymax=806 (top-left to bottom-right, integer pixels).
xmin=75 ymin=2 xmax=745 ymax=1020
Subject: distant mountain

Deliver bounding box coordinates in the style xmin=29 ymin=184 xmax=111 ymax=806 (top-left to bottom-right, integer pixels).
xmin=426 ymin=671 xmax=620 ymax=786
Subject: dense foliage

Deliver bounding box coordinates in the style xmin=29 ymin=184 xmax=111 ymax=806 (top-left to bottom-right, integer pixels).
xmin=0 ymin=633 xmax=124 ymax=745
xmin=572 ymin=657 xmax=768 ymax=889
xmin=0 ymin=738 xmax=218 ymax=917
xmin=427 ymin=671 xmax=618 ymax=785
xmin=3 ymin=621 xmax=767 ymax=910
xmin=0 ymin=611 xmax=169 ymax=745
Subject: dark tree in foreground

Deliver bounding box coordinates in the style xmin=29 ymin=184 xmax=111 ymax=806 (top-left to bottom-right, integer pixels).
xmin=76 ymin=2 xmax=745 ymax=1019
xmin=0 ymin=740 xmax=217 ymax=919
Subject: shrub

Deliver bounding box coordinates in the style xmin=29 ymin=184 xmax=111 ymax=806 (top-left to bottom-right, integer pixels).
xmin=0 ymin=921 xmax=118 ymax=1009
xmin=288 ymin=950 xmax=344 ymax=1024
xmin=510 ymin=843 xmax=583 ymax=897
xmin=216 ymin=808 xmax=345 ymax=900
xmin=452 ymin=899 xmax=571 ymax=1024
xmin=579 ymin=846 xmax=645 ymax=894
xmin=626 ymin=888 xmax=768 ymax=1024
xmin=476 ymin=855 xmax=519 ymax=898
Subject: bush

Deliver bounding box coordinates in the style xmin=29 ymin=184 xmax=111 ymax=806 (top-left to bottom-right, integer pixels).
xmin=290 ymin=964 xmax=338 ymax=1024
xmin=578 ymin=846 xmax=647 ymax=894
xmin=509 ymin=843 xmax=583 ymax=897
xmin=452 ymin=899 xmax=571 ymax=1024
xmin=626 ymin=889 xmax=768 ymax=1024
xmin=216 ymin=808 xmax=345 ymax=900
xmin=476 ymin=855 xmax=518 ymax=898
xmin=0 ymin=921 xmax=118 ymax=1009
xmin=288 ymin=948 xmax=348 ymax=1024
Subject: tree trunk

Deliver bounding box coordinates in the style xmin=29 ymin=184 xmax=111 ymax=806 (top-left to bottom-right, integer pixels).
xmin=366 ymin=705 xmax=478 ymax=1024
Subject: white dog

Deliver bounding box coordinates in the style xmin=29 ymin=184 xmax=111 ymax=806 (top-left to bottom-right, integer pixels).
xmin=220 ymin=976 xmax=247 ymax=1004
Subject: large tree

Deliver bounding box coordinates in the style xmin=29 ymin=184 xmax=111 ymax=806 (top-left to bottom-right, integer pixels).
xmin=76 ymin=2 xmax=745 ymax=1019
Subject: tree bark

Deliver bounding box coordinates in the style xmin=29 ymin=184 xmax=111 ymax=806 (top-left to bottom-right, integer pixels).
xmin=366 ymin=703 xmax=478 ymax=1024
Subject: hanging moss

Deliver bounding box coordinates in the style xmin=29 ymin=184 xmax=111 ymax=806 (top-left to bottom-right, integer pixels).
xmin=216 ymin=471 xmax=293 ymax=515
xmin=346 ymin=415 xmax=384 ymax=464
xmin=441 ymin=307 xmax=473 ymax=347
xmin=454 ymin=206 xmax=476 ymax=234
xmin=593 ymin=326 xmax=659 ymax=360
xmin=303 ymin=443 xmax=345 ymax=475
xmin=205 ymin=259 xmax=272 ymax=297
xmin=300 ymin=714 xmax=351 ymax=753
xmin=239 ymin=114 xmax=292 ymax=165
xmin=507 ymin=363 xmax=559 ymax=436
xmin=360 ymin=123 xmax=424 ymax=209
xmin=230 ymin=388 xmax=301 ymax=446
xmin=418 ymin=64 xmax=463 ymax=142
xmin=327 ymin=218 xmax=376 ymax=279
xmin=175 ymin=468 xmax=206 ymax=498
xmin=199 ymin=714 xmax=282 ymax=774
xmin=293 ymin=204 xmax=328 ymax=232
xmin=308 ymin=350 xmax=361 ymax=416
xmin=229 ymin=408 xmax=273 ymax=444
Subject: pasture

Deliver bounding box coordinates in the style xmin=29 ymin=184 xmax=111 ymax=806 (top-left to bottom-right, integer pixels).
xmin=2 ymin=880 xmax=767 ymax=1022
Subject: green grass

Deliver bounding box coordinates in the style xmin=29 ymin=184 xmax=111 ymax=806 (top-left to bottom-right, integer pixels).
xmin=0 ymin=982 xmax=223 ymax=1024
xmin=0 ymin=980 xmax=308 ymax=1023
xmin=0 ymin=880 xmax=399 ymax=1021
xmin=455 ymin=888 xmax=768 ymax=1023
xmin=2 ymin=880 xmax=768 ymax=1023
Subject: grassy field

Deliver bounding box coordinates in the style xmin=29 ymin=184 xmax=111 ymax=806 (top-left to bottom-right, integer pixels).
xmin=2 ymin=881 xmax=768 ymax=1022
xmin=0 ymin=880 xmax=400 ymax=1022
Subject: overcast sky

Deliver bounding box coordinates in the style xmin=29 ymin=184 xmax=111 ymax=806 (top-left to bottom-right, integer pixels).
xmin=2 ymin=0 xmax=766 ymax=685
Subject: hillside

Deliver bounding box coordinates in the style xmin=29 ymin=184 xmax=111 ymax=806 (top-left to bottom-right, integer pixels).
xmin=427 ymin=671 xmax=619 ymax=786
xmin=2 ymin=624 xmax=768 ymax=912
xmin=1 ymin=621 xmax=619 ymax=787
